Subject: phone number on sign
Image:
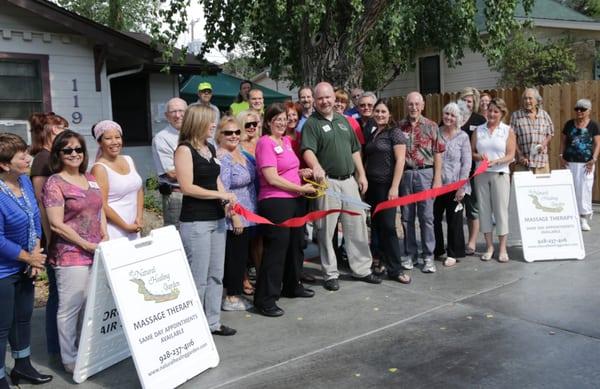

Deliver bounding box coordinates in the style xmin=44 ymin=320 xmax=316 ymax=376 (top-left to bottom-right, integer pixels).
xmin=158 ymin=339 xmax=195 ymax=364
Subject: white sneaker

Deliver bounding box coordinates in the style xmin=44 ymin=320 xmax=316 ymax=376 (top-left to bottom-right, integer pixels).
xmin=422 ymin=258 xmax=436 ymax=273
xmin=401 ymin=257 xmax=414 ymax=270
xmin=581 ymin=217 xmax=591 ymax=231
xmin=222 ymin=296 xmax=253 ymax=311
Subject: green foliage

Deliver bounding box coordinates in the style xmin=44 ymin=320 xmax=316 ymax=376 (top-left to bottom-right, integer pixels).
xmin=492 ymin=30 xmax=578 ymax=87
xmin=56 ymin=0 xmax=157 ymax=31
xmin=144 ymin=192 xmax=162 ymax=214
xmin=145 ymin=175 xmax=159 ymax=191
xmin=562 ymin=0 xmax=600 ymax=18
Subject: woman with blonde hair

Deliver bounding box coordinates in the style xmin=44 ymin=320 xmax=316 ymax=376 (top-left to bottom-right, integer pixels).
xmin=237 ymin=109 xmax=262 ymax=165
xmin=174 ymin=105 xmax=237 ymax=336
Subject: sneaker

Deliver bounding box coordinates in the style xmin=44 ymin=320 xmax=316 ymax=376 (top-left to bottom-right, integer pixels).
xmin=422 ymin=258 xmax=436 ymax=273
xmin=401 ymin=257 xmax=414 ymax=270
xmin=222 ymin=297 xmax=251 ymax=311
xmin=581 ymin=217 xmax=591 ymax=231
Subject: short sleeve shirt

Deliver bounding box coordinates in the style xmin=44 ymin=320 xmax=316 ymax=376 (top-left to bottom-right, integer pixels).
xmin=562 ymin=119 xmax=600 ymax=162
xmin=364 ymin=127 xmax=406 ymax=184
xmin=300 ymin=111 xmax=360 ymax=177
xmin=151 ymin=125 xmax=179 ymax=186
xmin=30 ymin=149 xmax=52 ymax=177
xmin=219 ymin=151 xmax=257 ymax=228
xmin=42 ymin=173 xmax=103 ymax=267
xmin=510 ymin=108 xmax=554 ymax=167
xmin=398 ymin=116 xmax=445 ymax=168
xmin=256 ymin=135 xmax=301 ymax=200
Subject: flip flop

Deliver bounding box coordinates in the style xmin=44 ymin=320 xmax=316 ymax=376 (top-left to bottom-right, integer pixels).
xmin=465 ymin=247 xmax=476 ymax=256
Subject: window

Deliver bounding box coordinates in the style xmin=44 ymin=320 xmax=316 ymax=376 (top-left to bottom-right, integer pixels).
xmin=0 ymin=53 xmax=51 ymax=120
xmin=419 ymin=55 xmax=441 ymax=95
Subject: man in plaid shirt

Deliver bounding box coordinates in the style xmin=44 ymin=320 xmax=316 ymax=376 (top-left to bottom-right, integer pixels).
xmin=510 ymin=88 xmax=554 ymax=174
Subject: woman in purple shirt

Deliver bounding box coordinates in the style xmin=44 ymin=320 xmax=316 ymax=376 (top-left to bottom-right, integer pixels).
xmin=253 ymin=103 xmax=316 ymax=317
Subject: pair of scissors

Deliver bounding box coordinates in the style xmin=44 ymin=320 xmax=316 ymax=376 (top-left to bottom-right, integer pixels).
xmin=303 ymin=177 xmax=371 ymax=210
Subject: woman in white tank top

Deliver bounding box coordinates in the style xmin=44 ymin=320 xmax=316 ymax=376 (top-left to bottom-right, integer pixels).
xmin=90 ymin=121 xmax=143 ymax=240
xmin=471 ymin=98 xmax=516 ymax=263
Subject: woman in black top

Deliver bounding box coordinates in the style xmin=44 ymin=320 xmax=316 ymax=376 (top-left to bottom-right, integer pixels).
xmin=364 ymin=99 xmax=411 ymax=284
xmin=174 ymin=105 xmax=237 ymax=336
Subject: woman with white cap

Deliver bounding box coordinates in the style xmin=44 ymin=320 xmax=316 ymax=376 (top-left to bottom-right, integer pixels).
xmin=91 ymin=120 xmax=144 ymax=240
xmin=560 ymin=99 xmax=600 ymax=231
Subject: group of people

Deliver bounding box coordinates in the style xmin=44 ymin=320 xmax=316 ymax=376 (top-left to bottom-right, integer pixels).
xmin=0 ymin=79 xmax=597 ymax=385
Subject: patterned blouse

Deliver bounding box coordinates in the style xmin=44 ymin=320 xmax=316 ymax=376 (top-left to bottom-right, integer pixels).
xmin=399 ymin=116 xmax=445 ymax=168
xmin=42 ymin=173 xmax=103 ymax=266
xmin=510 ymin=108 xmax=554 ymax=168
xmin=439 ymin=128 xmax=472 ymax=194
xmin=219 ymin=151 xmax=257 ymax=229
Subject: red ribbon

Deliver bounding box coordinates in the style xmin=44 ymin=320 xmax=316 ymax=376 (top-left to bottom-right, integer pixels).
xmin=233 ymin=160 xmax=489 ymax=227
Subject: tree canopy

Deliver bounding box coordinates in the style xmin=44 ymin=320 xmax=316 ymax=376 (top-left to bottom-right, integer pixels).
xmin=56 ymin=0 xmax=157 ymax=31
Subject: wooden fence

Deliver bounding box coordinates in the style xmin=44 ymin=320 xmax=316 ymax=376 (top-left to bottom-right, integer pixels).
xmin=387 ymin=80 xmax=600 ymax=201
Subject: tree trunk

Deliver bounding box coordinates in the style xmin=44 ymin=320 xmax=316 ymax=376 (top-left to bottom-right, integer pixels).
xmin=108 ymin=0 xmax=124 ymax=30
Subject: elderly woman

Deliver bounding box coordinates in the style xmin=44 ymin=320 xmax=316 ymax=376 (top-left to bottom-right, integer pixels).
xmin=174 ymin=105 xmax=237 ymax=336
xmin=91 ymin=120 xmax=143 ymax=240
xmin=458 ymin=88 xmax=486 ymax=255
xmin=43 ymin=130 xmax=107 ymax=372
xmin=471 ymin=98 xmax=516 ymax=263
xmin=254 ymin=103 xmax=316 ymax=317
xmin=215 ymin=116 xmax=256 ymax=311
xmin=560 ymin=99 xmax=600 ymax=232
xmin=433 ymin=103 xmax=472 ymax=267
xmin=28 ymin=112 xmax=67 ymax=357
xmin=364 ymin=99 xmax=411 ymax=284
xmin=0 ymin=133 xmax=53 ymax=388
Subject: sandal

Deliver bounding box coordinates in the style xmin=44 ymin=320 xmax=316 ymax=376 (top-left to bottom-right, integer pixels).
xmin=443 ymin=257 xmax=457 ymax=267
xmin=498 ymin=253 xmax=509 ymax=263
xmin=373 ymin=264 xmax=387 ymax=276
xmin=243 ymin=280 xmax=255 ymax=296
xmin=394 ymin=273 xmax=411 ymax=284
xmin=481 ymin=250 xmax=494 ymax=261
xmin=465 ymin=247 xmax=476 ymax=256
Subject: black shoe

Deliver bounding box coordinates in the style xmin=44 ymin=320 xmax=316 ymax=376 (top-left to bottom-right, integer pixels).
xmin=324 ymin=278 xmax=340 ymax=291
xmin=10 ymin=368 xmax=53 ymax=385
xmin=211 ymin=325 xmax=237 ymax=336
xmin=257 ymin=305 xmax=284 ymax=317
xmin=283 ymin=287 xmax=315 ymax=298
xmin=300 ymin=272 xmax=316 ymax=283
xmin=355 ymin=273 xmax=382 ymax=284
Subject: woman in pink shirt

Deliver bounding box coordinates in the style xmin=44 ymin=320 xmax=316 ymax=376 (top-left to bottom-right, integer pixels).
xmin=253 ymin=103 xmax=316 ymax=317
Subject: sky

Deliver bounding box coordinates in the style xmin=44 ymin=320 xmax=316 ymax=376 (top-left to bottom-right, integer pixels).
xmin=176 ymin=2 xmax=228 ymax=64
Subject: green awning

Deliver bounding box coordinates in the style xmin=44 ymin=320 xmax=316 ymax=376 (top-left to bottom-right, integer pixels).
xmin=180 ymin=73 xmax=290 ymax=110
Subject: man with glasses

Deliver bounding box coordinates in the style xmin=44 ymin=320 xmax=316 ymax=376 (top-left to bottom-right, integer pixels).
xmin=191 ymin=81 xmax=221 ymax=125
xmin=357 ymin=92 xmax=378 ymax=143
xmin=152 ymin=97 xmax=188 ymax=228
xmin=346 ymin=87 xmax=364 ymax=119
xmin=510 ymin=88 xmax=554 ymax=174
xmin=296 ymin=86 xmax=314 ymax=133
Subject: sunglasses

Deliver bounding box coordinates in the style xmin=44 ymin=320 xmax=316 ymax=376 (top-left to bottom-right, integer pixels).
xmin=61 ymin=147 xmax=84 ymax=155
xmin=199 ymin=89 xmax=212 ymax=94
xmin=574 ymin=107 xmax=588 ymax=112
xmin=222 ymin=129 xmax=241 ymax=136
xmin=245 ymin=121 xmax=259 ymax=128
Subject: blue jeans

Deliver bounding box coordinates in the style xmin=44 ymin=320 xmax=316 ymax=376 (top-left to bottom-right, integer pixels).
xmin=400 ymin=168 xmax=435 ymax=259
xmin=45 ymin=265 xmax=60 ymax=354
xmin=180 ymin=219 xmax=226 ymax=331
xmin=0 ymin=272 xmax=34 ymax=378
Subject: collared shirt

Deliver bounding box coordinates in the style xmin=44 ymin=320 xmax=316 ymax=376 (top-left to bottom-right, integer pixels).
xmin=152 ymin=124 xmax=180 ymax=186
xmin=296 ymin=112 xmax=311 ymax=134
xmin=510 ymin=108 xmax=554 ymax=168
xmin=190 ymin=101 xmax=221 ymax=125
xmin=301 ymin=111 xmax=360 ymax=177
xmin=398 ymin=116 xmax=444 ymax=168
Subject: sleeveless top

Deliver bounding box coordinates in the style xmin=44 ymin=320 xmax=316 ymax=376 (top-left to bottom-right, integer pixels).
xmin=178 ymin=142 xmax=225 ymax=222
xmin=93 ymin=155 xmax=143 ymax=240
xmin=475 ymin=122 xmax=511 ymax=173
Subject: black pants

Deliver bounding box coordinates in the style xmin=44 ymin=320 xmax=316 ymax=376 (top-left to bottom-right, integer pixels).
xmin=366 ymin=182 xmax=404 ymax=277
xmin=433 ymin=191 xmax=466 ymax=258
xmin=0 ymin=272 xmax=34 ymax=371
xmin=254 ymin=197 xmax=305 ymax=309
xmin=224 ymin=229 xmax=250 ymax=296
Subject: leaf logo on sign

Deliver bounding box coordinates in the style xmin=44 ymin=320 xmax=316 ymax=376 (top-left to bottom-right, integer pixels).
xmin=528 ymin=194 xmax=564 ymax=213
xmin=130 ymin=278 xmax=180 ymax=303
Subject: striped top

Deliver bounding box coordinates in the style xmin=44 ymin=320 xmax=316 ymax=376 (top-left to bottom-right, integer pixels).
xmin=0 ymin=175 xmax=42 ymax=279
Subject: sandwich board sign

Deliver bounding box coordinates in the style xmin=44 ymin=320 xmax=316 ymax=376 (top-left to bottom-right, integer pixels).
xmin=73 ymin=226 xmax=219 ymax=388
xmin=512 ymin=170 xmax=585 ymax=262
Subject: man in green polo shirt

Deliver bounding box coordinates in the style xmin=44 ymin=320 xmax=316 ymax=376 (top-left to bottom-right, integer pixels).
xmin=301 ymin=82 xmax=381 ymax=291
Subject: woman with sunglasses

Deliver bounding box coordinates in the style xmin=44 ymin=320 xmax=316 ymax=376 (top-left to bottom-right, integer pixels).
xmin=0 ymin=133 xmax=53 ymax=388
xmin=91 ymin=120 xmax=144 ymax=240
xmin=216 ymin=116 xmax=257 ymax=311
xmin=253 ymin=103 xmax=316 ymax=317
xmin=28 ymin=112 xmax=67 ymax=359
xmin=43 ymin=130 xmax=107 ymax=372
xmin=560 ymin=99 xmax=600 ymax=231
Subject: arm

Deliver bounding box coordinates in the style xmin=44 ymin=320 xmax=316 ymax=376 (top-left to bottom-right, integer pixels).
xmin=489 ymin=129 xmax=516 ymax=167
xmin=302 ymin=149 xmax=325 ymax=181
xmin=0 ymin=214 xmax=45 ymax=269
xmin=585 ymin=135 xmax=600 ymax=174
xmin=352 ymin=151 xmax=368 ymax=194
xmin=262 ymin=167 xmax=315 ymax=195
xmin=560 ymin=133 xmax=568 ymax=168
xmin=174 ymin=145 xmax=235 ymax=202
xmin=46 ymin=206 xmax=98 ymax=253
xmin=471 ymin=131 xmax=485 ymax=162
xmin=433 ymin=152 xmax=442 ymax=188
xmin=457 ymin=136 xmax=473 ymax=199
xmin=32 ymin=176 xmax=51 ymax=244
xmin=135 ymin=186 xmax=144 ymax=227
xmin=91 ymin=164 xmax=139 ymax=234
xmin=388 ymin=144 xmax=406 ymax=199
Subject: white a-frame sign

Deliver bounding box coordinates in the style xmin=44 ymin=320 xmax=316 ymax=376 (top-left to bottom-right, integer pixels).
xmin=73 ymin=226 xmax=219 ymax=388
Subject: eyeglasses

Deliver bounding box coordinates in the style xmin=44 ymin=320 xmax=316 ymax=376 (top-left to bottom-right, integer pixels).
xmin=199 ymin=89 xmax=212 ymax=94
xmin=574 ymin=107 xmax=588 ymax=112
xmin=61 ymin=147 xmax=84 ymax=155
xmin=352 ymin=95 xmax=361 ymax=99
xmin=222 ymin=129 xmax=241 ymax=136
xmin=359 ymin=103 xmax=374 ymax=108
xmin=167 ymin=109 xmax=185 ymax=115
xmin=245 ymin=121 xmax=259 ymax=128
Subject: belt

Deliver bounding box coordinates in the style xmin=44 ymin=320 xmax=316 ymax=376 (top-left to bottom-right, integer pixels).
xmin=404 ymin=165 xmax=433 ymax=171
xmin=327 ymin=174 xmax=352 ymax=180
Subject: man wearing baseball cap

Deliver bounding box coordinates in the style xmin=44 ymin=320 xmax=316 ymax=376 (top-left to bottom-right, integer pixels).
xmin=192 ymin=81 xmax=221 ymax=125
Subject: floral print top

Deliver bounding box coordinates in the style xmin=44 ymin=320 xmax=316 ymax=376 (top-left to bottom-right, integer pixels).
xmin=42 ymin=173 xmax=103 ymax=266
xmin=399 ymin=116 xmax=445 ymax=168
xmin=562 ymin=119 xmax=600 ymax=163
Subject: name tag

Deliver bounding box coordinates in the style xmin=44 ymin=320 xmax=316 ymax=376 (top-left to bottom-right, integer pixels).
xmin=338 ymin=123 xmax=349 ymax=131
xmin=274 ymin=145 xmax=284 ymax=154
xmin=88 ymin=181 xmax=100 ymax=189
xmin=322 ymin=124 xmax=332 ymax=132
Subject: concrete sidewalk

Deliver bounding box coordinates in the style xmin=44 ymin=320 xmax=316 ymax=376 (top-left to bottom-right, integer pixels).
xmin=16 ymin=217 xmax=600 ymax=388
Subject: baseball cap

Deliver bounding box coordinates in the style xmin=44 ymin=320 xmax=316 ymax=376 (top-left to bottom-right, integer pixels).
xmin=198 ymin=82 xmax=212 ymax=91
